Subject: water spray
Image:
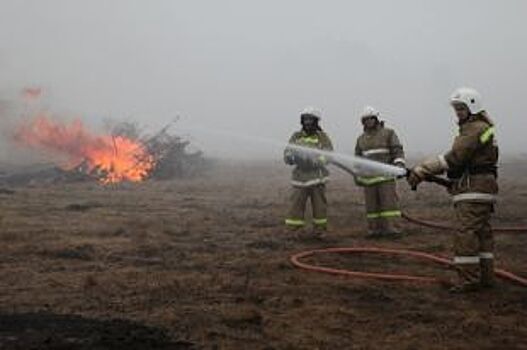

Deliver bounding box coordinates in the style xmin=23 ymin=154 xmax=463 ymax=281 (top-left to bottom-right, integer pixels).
xmin=178 ymin=123 xmax=407 ymax=178
xmin=177 ymin=123 xmax=453 ymax=189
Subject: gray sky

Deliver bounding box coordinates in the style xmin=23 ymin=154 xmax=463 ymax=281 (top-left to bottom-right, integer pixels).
xmin=1 ymin=0 xmax=526 ymax=160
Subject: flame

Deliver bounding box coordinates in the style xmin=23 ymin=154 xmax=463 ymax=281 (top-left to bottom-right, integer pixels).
xmin=14 ymin=114 xmax=155 ymax=184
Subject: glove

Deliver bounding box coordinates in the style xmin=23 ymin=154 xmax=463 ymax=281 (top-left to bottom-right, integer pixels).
xmin=284 ymin=147 xmax=298 ymax=165
xmin=407 ymin=167 xmax=425 ymax=188
xmin=407 ymin=155 xmax=448 ymax=188
xmin=284 ymin=153 xmax=295 ymax=165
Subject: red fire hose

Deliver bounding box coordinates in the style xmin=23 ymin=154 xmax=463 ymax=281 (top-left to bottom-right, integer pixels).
xmin=290 ymin=245 xmax=527 ymax=287
xmin=291 ymin=162 xmax=527 ymax=287
xmin=290 ymin=213 xmax=527 ymax=287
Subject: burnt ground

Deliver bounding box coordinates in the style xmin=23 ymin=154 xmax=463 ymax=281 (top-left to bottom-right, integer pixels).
xmin=0 ymin=160 xmax=526 ymax=349
xmin=0 ymin=312 xmax=194 ymax=349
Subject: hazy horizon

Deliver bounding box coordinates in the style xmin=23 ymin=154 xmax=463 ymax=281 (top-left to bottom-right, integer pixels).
xmin=1 ymin=0 xmax=526 ymax=162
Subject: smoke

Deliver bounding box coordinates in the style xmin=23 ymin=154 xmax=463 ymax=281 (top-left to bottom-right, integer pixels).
xmin=0 ymin=90 xmax=30 ymax=165
xmin=0 ymin=89 xmax=48 ymax=166
xmin=1 ymin=1 xmax=526 ymax=160
xmin=0 ymin=88 xmax=108 ymax=168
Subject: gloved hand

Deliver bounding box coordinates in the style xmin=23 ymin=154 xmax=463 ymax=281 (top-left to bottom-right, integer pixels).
xmin=407 ymin=167 xmax=425 ymax=188
xmin=284 ymin=153 xmax=296 ymax=165
xmin=284 ymin=147 xmax=298 ymax=165
xmin=407 ymin=156 xmax=448 ymax=188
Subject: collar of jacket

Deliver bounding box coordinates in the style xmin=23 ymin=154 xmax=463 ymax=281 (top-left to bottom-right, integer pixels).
xmin=300 ymin=130 xmax=322 ymax=137
xmin=459 ymin=113 xmax=492 ymax=127
xmin=364 ymin=123 xmax=383 ymax=134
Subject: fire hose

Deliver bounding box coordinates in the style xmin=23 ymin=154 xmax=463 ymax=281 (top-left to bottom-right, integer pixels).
xmin=289 ymin=161 xmax=527 ymax=287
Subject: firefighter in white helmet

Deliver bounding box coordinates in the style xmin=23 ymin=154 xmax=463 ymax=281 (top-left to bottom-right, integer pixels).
xmin=284 ymin=107 xmax=334 ymax=236
xmin=408 ymin=87 xmax=499 ymax=292
xmin=355 ymin=106 xmax=406 ymax=238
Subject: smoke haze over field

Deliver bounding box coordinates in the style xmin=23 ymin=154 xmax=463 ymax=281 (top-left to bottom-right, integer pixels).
xmin=1 ymin=0 xmax=526 ymax=161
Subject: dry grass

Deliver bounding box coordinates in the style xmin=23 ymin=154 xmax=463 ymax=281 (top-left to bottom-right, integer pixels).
xmin=0 ymin=160 xmax=526 ymax=349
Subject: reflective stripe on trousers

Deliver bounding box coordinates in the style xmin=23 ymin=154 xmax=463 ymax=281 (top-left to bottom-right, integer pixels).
xmin=367 ymin=210 xmax=402 ymax=219
xmin=453 ymin=256 xmax=480 ymax=264
xmin=454 ymin=252 xmax=494 ymax=264
xmin=285 ymin=219 xmax=305 ymax=227
xmin=453 ymin=193 xmax=497 ymax=204
xmin=313 ymin=218 xmax=328 ymax=226
xmin=479 ymin=252 xmax=494 ymax=259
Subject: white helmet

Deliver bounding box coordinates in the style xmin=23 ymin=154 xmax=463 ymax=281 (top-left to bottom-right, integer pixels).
xmin=301 ymin=106 xmax=322 ymax=120
xmin=450 ymin=87 xmax=484 ymax=114
xmin=361 ymin=105 xmax=380 ymax=120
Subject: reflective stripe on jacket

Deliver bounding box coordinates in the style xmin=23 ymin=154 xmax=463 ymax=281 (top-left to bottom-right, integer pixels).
xmin=444 ymin=114 xmax=499 ymax=204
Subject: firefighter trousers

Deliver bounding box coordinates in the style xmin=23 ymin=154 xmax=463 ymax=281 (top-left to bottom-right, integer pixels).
xmin=285 ymin=184 xmax=327 ymax=229
xmin=363 ymin=181 xmax=401 ymax=234
xmin=453 ymin=202 xmax=495 ymax=287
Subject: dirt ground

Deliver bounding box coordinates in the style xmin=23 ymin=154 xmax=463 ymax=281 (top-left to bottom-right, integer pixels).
xmin=0 ymin=160 xmax=526 ymax=349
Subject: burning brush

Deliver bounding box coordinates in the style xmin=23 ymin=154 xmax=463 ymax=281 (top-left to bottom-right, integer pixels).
xmin=13 ymin=114 xmax=193 ymax=184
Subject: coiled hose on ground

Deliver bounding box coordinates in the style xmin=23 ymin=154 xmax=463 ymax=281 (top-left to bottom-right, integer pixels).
xmin=289 ymin=163 xmax=527 ymax=287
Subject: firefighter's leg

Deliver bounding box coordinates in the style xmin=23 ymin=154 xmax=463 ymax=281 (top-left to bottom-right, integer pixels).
xmin=311 ymin=184 xmax=328 ymax=231
xmin=477 ymin=204 xmax=495 ymax=288
xmin=452 ymin=202 xmax=484 ymax=291
xmin=377 ymin=180 xmax=402 ymax=236
xmin=364 ymin=186 xmax=381 ymax=237
xmin=285 ymin=186 xmax=309 ymax=229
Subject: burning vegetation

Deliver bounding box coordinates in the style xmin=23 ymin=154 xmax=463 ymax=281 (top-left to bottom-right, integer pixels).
xmin=9 ymin=114 xmax=206 ymax=185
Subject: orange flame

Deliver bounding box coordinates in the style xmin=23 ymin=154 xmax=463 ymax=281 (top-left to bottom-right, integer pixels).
xmin=14 ymin=114 xmax=155 ymax=184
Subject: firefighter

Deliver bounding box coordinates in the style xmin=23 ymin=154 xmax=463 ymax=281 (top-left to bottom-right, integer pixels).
xmin=355 ymin=106 xmax=406 ymax=238
xmin=408 ymin=87 xmax=498 ymax=293
xmin=284 ymin=107 xmax=334 ymax=235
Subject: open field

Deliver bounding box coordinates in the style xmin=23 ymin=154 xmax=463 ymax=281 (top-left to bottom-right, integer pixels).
xmin=0 ymin=160 xmax=526 ymax=349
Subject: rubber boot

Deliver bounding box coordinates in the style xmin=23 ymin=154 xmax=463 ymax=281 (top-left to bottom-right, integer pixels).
xmin=382 ymin=219 xmax=402 ymax=238
xmin=480 ymin=258 xmax=496 ymax=289
xmin=365 ymin=220 xmax=381 ymax=239
xmin=449 ymin=265 xmax=481 ymax=293
xmin=286 ymin=224 xmax=303 ymax=232
xmin=375 ymin=219 xmax=401 ymax=239
xmin=449 ymin=281 xmax=481 ymax=294
xmin=284 ymin=221 xmax=305 ymax=241
xmin=313 ymin=224 xmax=327 ymax=239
